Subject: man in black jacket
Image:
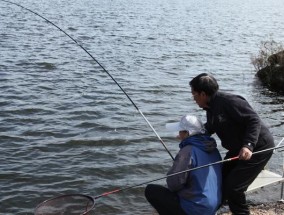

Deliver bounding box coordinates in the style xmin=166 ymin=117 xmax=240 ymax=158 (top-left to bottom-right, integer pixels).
xmin=189 ymin=73 xmax=274 ymax=215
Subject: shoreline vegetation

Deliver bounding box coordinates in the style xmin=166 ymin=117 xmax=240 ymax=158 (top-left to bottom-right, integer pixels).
xmin=251 ymin=39 xmax=284 ymax=94
xmin=250 ymin=39 xmax=283 ymax=72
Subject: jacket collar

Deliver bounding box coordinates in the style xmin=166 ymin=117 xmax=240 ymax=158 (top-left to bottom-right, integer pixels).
xmin=203 ymin=92 xmax=218 ymax=110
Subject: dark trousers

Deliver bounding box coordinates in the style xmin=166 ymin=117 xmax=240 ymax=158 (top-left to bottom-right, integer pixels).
xmin=144 ymin=184 xmax=187 ymax=215
xmin=222 ymin=151 xmax=273 ymax=215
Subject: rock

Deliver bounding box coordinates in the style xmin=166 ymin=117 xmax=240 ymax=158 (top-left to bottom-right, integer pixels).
xmin=268 ymin=50 xmax=284 ymax=66
xmin=256 ymin=65 xmax=284 ymax=94
xmin=255 ymin=50 xmax=284 ymax=94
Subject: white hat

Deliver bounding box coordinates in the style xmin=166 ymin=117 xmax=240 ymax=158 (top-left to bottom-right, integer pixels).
xmin=166 ymin=115 xmax=205 ymax=135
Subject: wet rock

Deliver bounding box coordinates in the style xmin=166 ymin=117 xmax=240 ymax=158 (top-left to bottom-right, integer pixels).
xmin=256 ymin=65 xmax=284 ymax=94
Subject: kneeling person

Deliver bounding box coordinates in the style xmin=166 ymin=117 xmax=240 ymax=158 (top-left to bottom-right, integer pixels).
xmin=145 ymin=115 xmax=222 ymax=215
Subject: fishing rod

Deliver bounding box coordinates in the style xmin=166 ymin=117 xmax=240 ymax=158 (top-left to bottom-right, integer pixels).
xmin=96 ymin=142 xmax=284 ymax=199
xmin=276 ymin=136 xmax=284 ymax=148
xmin=1 ymin=0 xmax=175 ymax=161
xmin=34 ymin=143 xmax=284 ymax=214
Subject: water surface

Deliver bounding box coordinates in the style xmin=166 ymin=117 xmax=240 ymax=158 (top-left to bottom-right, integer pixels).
xmin=1 ymin=0 xmax=284 ymax=214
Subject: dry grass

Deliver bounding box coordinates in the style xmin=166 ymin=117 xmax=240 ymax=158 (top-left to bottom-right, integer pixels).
xmin=250 ymin=39 xmax=283 ymax=71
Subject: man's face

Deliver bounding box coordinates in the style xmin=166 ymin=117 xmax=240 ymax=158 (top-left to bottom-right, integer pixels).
xmin=191 ymin=88 xmax=209 ymax=108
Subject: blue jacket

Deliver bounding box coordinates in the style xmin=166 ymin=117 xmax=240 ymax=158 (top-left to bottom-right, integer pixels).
xmin=166 ymin=134 xmax=222 ymax=215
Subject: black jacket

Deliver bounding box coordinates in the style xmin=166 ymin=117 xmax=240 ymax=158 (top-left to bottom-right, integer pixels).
xmin=204 ymin=92 xmax=274 ymax=156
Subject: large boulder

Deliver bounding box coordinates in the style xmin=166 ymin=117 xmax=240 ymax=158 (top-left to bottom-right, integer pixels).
xmin=256 ymin=51 xmax=284 ymax=94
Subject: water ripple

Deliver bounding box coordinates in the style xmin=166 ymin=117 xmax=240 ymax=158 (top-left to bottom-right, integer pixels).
xmin=1 ymin=0 xmax=284 ymax=214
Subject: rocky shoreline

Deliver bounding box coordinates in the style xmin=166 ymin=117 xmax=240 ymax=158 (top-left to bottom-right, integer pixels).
xmin=218 ymin=201 xmax=284 ymax=215
xmin=151 ymin=201 xmax=284 ymax=215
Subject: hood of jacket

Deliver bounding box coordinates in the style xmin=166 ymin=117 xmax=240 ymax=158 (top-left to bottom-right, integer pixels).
xmin=179 ymin=134 xmax=217 ymax=152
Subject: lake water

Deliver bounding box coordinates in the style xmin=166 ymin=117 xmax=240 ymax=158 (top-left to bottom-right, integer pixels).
xmin=1 ymin=0 xmax=284 ymax=214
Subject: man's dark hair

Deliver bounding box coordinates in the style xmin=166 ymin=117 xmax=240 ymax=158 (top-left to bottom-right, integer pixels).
xmin=189 ymin=73 xmax=219 ymax=96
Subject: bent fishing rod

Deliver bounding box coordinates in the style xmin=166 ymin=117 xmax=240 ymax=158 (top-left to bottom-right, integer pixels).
xmin=1 ymin=0 xmax=175 ymax=161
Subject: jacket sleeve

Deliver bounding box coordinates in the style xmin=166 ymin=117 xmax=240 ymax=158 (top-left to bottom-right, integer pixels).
xmin=166 ymin=146 xmax=192 ymax=192
xmin=223 ymin=95 xmax=261 ymax=151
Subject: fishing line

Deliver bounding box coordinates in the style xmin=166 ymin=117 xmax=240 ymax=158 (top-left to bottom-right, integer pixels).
xmin=1 ymin=0 xmax=175 ymax=160
xmin=34 ymin=144 xmax=284 ymax=214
